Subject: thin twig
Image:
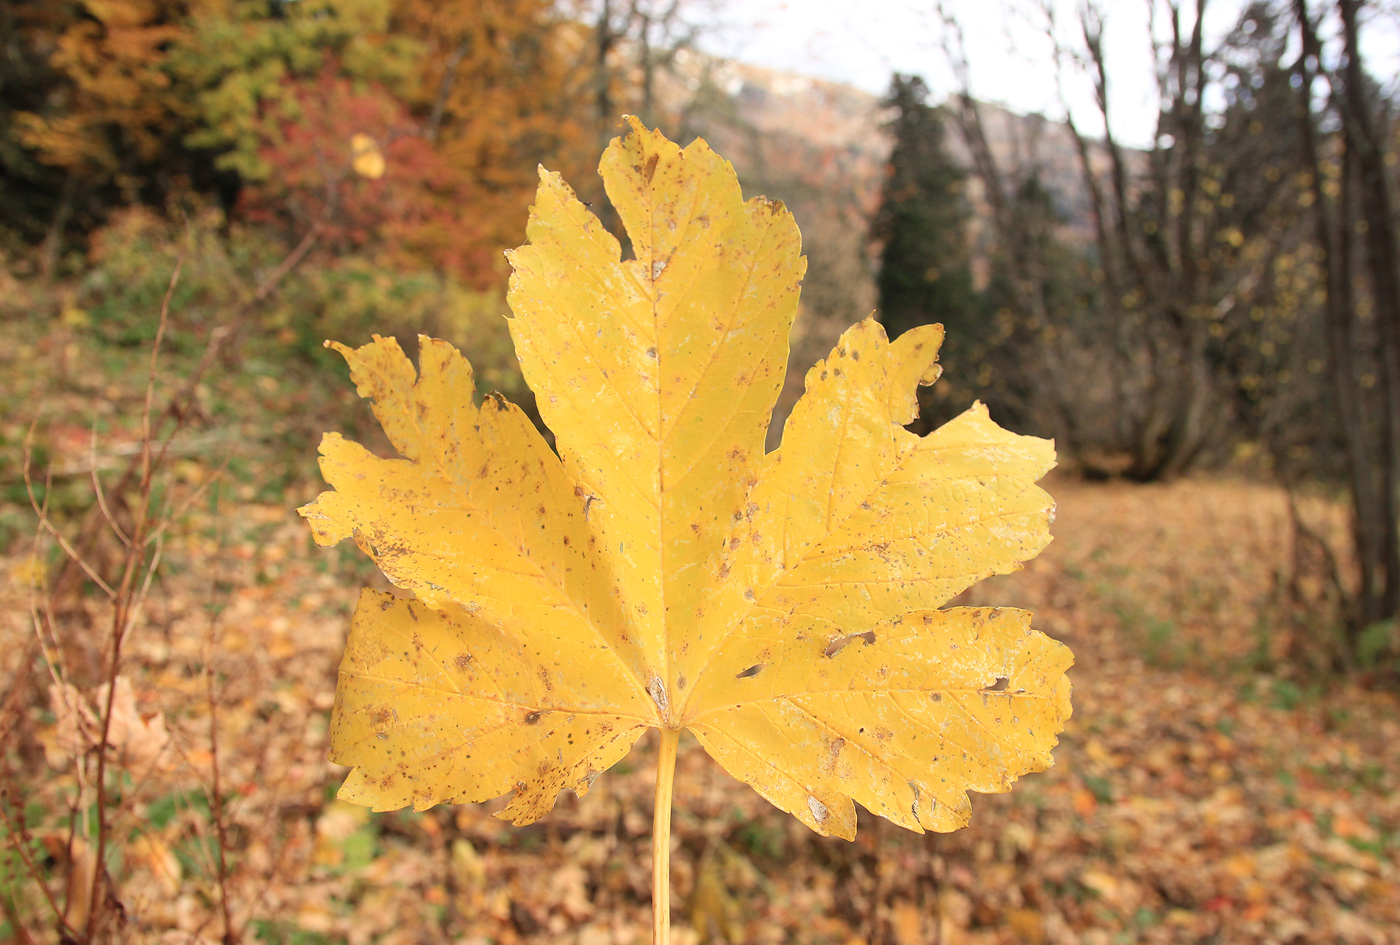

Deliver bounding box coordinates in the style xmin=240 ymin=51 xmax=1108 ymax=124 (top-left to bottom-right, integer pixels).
xmin=0 ymin=782 xmax=80 ymax=938
xmin=89 ymin=424 xmax=131 ymax=548
xmin=0 ymin=647 xmax=51 ymax=944
xmin=23 ymin=475 xmax=98 ymax=913
xmin=25 ymin=433 xmax=115 ymax=599
xmin=0 ymin=893 xmax=38 ymax=945
xmin=143 ymin=458 xmax=231 ymax=549
xmin=26 ymin=474 xmax=71 ymax=692
xmin=200 ymin=480 xmax=241 ymax=943
xmin=256 ymin=224 xmax=323 ymax=305
xmin=124 ymin=537 xmax=163 ymax=646
xmin=86 ymin=256 xmax=180 ymax=942
xmin=48 ymin=206 xmax=324 ymax=605
xmin=205 ymin=614 xmax=238 ymax=945
xmin=0 ymin=635 xmax=40 ymax=748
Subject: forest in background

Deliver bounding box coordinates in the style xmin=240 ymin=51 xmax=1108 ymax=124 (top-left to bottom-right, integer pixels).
xmin=9 ymin=0 xmax=1400 ymax=649
xmin=3 ymin=1 xmax=1400 ymax=943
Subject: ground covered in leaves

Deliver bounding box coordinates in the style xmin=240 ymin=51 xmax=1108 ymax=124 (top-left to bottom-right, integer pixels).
xmin=2 ymin=324 xmax=1398 ymax=945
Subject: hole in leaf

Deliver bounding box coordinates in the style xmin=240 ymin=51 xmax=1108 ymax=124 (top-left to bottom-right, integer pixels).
xmin=735 ymin=664 xmax=765 ymax=679
xmin=823 ymin=630 xmax=876 ymax=658
xmin=983 ymin=677 xmax=1010 ymax=692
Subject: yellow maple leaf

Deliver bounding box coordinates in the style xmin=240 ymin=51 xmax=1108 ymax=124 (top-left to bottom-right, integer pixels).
xmin=300 ymin=118 xmax=1071 ymax=843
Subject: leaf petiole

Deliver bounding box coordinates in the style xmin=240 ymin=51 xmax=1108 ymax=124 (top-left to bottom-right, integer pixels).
xmin=652 ymin=727 xmax=679 ymax=944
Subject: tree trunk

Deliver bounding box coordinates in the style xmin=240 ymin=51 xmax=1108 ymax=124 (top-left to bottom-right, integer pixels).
xmin=1339 ymin=0 xmax=1400 ymax=623
xmin=1293 ymin=0 xmax=1397 ymax=645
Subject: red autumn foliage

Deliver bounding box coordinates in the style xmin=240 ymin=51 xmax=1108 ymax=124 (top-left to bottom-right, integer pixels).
xmin=239 ymin=63 xmax=500 ymax=285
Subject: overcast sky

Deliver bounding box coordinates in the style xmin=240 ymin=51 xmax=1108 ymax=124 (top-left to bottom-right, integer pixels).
xmin=699 ymin=0 xmax=1400 ymax=149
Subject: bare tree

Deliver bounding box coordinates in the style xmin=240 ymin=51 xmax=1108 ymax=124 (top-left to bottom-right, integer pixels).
xmin=1293 ymin=0 xmax=1400 ymax=636
xmin=567 ymin=0 xmax=704 ymax=235
xmin=933 ymin=4 xmax=1090 ymax=455
xmin=941 ymin=0 xmax=1289 ymax=479
xmin=1056 ymin=0 xmax=1222 ymax=479
xmin=581 ymin=0 xmax=703 ymax=133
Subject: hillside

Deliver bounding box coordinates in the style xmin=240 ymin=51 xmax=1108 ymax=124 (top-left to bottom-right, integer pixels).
xmin=664 ymin=51 xmax=1114 ymax=246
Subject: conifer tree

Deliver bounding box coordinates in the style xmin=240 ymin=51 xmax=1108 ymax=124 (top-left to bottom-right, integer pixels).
xmin=872 ymin=74 xmax=975 ymax=345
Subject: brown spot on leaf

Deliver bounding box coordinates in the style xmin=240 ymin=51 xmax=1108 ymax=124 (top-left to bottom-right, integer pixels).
xmin=524 ymin=711 xmax=542 ymax=725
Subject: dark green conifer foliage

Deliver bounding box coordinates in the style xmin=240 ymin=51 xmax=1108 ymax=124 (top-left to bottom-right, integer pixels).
xmin=872 ymin=75 xmax=975 ymax=346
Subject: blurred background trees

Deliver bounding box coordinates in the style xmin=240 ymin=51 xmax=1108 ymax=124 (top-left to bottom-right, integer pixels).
xmin=867 ymin=0 xmax=1400 ymax=662
xmin=3 ymin=0 xmax=1399 ymax=662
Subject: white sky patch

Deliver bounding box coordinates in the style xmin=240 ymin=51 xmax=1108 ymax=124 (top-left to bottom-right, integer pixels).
xmin=700 ymin=0 xmax=1400 ymax=150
